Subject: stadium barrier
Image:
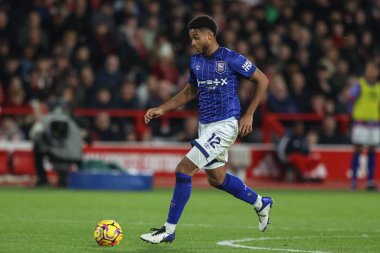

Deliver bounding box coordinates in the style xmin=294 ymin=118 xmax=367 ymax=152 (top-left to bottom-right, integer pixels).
xmin=0 ymin=150 xmax=9 ymax=174
xmin=1 ymin=106 xmax=349 ymax=142
xmin=262 ymin=113 xmax=350 ymax=143
xmin=1 ymin=106 xmax=377 ymax=187
xmin=0 ymin=142 xmax=379 ymax=186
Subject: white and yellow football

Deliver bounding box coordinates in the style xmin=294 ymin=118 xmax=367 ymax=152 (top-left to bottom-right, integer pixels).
xmin=94 ymin=219 xmax=123 ymax=246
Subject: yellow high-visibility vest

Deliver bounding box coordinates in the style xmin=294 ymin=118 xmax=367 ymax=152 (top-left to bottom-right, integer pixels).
xmin=352 ymin=77 xmax=380 ymax=121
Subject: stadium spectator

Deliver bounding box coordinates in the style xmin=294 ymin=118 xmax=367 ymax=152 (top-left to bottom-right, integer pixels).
xmin=90 ymin=87 xmax=115 ymax=109
xmin=116 ymin=79 xmax=141 ymax=109
xmin=114 ymin=0 xmax=140 ymax=26
xmin=62 ymin=0 xmax=91 ymax=44
xmin=137 ymin=74 xmax=159 ymax=109
xmin=167 ymin=17 xmax=189 ymax=73
xmin=1 ymin=55 xmax=21 ymax=92
xmin=91 ymin=21 xmax=118 ymax=68
xmin=289 ymin=71 xmax=311 ymax=112
xmin=92 ymin=2 xmax=115 ymax=33
xmin=55 ymin=69 xmax=82 ymax=108
xmin=276 ymin=122 xmax=327 ymax=182
xmin=0 ymin=117 xmax=24 ymax=142
xmin=312 ymin=64 xmax=335 ymax=99
xmin=310 ymin=94 xmax=326 ymax=115
xmin=72 ymin=46 xmax=92 ymax=70
xmin=318 ymin=115 xmax=350 ymax=145
xmin=92 ymin=111 xmax=121 ymax=141
xmin=19 ymin=45 xmax=36 ymax=81
xmin=77 ymin=66 xmax=96 ymax=107
xmin=174 ymin=116 xmax=198 ymax=142
xmin=26 ymin=56 xmax=55 ymax=102
xmin=0 ymin=9 xmax=9 ymax=41
xmin=94 ymin=54 xmax=124 ymax=95
xmin=61 ymin=30 xmax=78 ymax=59
xmin=151 ymin=35 xmax=179 ymax=84
xmin=267 ymin=74 xmax=299 ymax=113
xmin=3 ymin=76 xmax=27 ymax=107
xmin=116 ymin=16 xmax=141 ymax=71
xmin=330 ymin=59 xmax=350 ymax=95
xmin=17 ymin=11 xmax=49 ymax=51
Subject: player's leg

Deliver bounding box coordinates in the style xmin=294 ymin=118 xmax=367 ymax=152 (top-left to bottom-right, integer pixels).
xmin=140 ymin=156 xmax=198 ymax=244
xmin=366 ymin=126 xmax=379 ymax=190
xmin=165 ymin=157 xmax=198 ymax=233
xmin=205 ymin=165 xmax=273 ymax=232
xmin=367 ymin=145 xmax=377 ymax=190
xmin=351 ymin=144 xmax=363 ymax=190
xmin=33 ymin=143 xmax=49 ymax=187
xmin=351 ymin=124 xmax=366 ymax=190
xmin=206 ymin=165 xmax=260 ymax=205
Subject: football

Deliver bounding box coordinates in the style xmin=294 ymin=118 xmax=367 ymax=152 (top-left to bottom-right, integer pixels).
xmin=94 ymin=219 xmax=123 ymax=246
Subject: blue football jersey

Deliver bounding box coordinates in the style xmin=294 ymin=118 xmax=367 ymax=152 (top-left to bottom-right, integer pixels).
xmin=188 ymin=47 xmax=256 ymax=124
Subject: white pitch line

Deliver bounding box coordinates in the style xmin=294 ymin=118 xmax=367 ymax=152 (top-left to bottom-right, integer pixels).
xmin=217 ymin=235 xmax=372 ymax=253
xmin=217 ymin=237 xmax=330 ymax=253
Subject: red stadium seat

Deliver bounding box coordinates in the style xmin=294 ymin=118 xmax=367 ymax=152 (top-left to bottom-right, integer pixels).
xmin=0 ymin=151 xmax=9 ymax=174
xmin=12 ymin=150 xmax=35 ymax=175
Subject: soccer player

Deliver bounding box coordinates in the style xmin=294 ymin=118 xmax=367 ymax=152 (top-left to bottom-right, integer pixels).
xmin=140 ymin=15 xmax=273 ymax=244
xmin=350 ymin=61 xmax=380 ymax=191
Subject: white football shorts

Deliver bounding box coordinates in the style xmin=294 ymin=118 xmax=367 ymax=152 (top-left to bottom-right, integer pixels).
xmin=186 ymin=117 xmax=238 ymax=169
xmin=351 ymin=123 xmax=380 ymax=146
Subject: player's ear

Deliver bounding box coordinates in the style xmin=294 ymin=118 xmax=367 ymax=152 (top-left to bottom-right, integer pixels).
xmin=207 ymin=31 xmax=214 ymax=40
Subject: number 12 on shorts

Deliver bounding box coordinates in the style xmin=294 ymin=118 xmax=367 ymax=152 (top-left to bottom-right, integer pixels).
xmin=207 ymin=133 xmax=221 ymax=148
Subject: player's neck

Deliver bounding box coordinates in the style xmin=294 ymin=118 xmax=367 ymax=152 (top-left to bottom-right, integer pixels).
xmin=204 ymin=43 xmax=219 ymax=57
xmin=366 ymin=78 xmax=376 ymax=85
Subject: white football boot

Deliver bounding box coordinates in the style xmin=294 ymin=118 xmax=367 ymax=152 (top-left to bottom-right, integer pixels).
xmin=256 ymin=196 xmax=274 ymax=232
xmin=140 ymin=226 xmax=175 ymax=244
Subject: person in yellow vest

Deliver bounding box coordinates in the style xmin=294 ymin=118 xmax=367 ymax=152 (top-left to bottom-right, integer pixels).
xmin=350 ymin=61 xmax=380 ymax=190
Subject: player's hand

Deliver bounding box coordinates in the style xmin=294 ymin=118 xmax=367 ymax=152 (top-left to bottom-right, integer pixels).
xmin=144 ymin=107 xmax=164 ymax=124
xmin=238 ymin=114 xmax=253 ymax=137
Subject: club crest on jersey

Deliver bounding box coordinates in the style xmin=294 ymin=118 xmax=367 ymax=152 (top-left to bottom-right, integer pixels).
xmin=215 ymin=61 xmax=227 ymax=74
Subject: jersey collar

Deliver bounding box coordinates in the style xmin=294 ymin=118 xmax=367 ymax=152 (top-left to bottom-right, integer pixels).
xmin=204 ymin=46 xmax=222 ymax=59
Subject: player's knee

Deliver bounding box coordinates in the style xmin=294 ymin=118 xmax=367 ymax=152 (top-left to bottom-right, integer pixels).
xmin=207 ymin=175 xmax=224 ymax=187
xmin=175 ymin=165 xmax=190 ymax=175
xmin=175 ymin=158 xmax=197 ymax=176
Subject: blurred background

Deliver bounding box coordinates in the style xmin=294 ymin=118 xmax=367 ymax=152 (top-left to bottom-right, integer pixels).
xmin=0 ymin=0 xmax=379 ymax=189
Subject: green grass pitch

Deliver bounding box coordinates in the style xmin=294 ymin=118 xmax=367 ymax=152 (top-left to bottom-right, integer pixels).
xmin=0 ymin=187 xmax=379 ymax=253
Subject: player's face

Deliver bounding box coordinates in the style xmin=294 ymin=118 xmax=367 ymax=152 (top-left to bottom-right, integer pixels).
xmin=189 ymin=29 xmax=212 ymax=54
xmin=365 ymin=63 xmax=379 ymax=83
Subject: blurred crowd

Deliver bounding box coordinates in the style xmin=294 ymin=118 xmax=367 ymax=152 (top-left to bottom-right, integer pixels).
xmin=0 ymin=0 xmax=379 ymax=144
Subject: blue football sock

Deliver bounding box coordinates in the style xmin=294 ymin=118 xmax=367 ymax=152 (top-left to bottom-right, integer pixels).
xmin=367 ymin=151 xmax=375 ymax=181
xmin=166 ymin=173 xmax=192 ymax=225
xmin=215 ymin=173 xmax=258 ymax=205
xmin=351 ymin=152 xmax=360 ymax=187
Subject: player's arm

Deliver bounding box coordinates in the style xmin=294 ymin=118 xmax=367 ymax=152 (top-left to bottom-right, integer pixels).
xmin=144 ymin=84 xmax=198 ymax=124
xmin=239 ymin=68 xmax=269 ymax=136
xmin=345 ymin=81 xmax=361 ymax=114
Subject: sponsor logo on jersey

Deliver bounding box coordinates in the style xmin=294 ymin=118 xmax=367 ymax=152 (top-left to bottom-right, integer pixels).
xmin=242 ymin=59 xmax=252 ymax=72
xmin=197 ymin=78 xmax=228 ymax=90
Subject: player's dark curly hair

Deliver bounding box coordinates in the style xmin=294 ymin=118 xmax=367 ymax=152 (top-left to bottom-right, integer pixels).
xmin=187 ymin=15 xmax=217 ymax=35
